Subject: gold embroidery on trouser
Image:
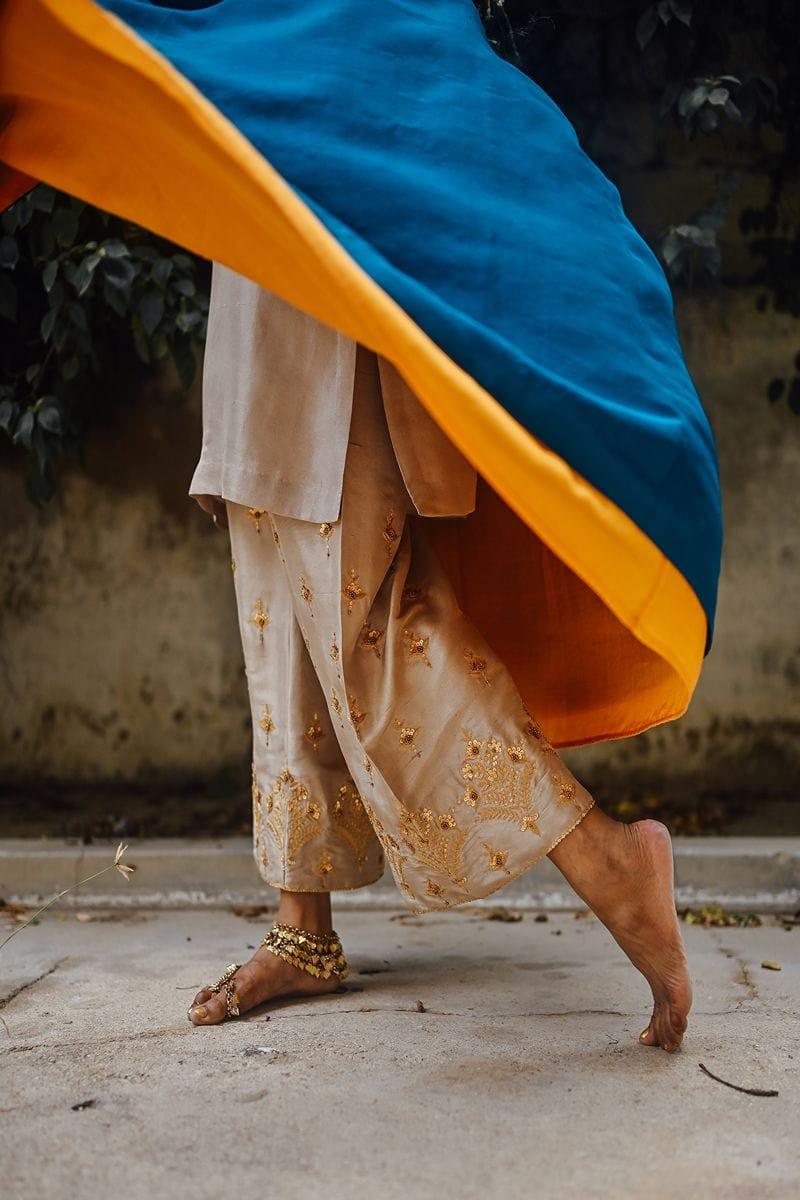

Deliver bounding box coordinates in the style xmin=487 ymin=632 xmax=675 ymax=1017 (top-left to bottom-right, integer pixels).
xmin=225 ymin=347 xmax=593 ymax=910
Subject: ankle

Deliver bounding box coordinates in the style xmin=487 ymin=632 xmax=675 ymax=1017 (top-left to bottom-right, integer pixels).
xmin=275 ymin=890 xmax=334 ymax=934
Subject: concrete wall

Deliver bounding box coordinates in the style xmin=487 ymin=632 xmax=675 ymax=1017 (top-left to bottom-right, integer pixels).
xmin=0 ymin=290 xmax=798 ymax=793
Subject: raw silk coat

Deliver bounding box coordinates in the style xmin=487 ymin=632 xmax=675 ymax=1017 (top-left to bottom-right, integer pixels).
xmin=0 ymin=0 xmax=723 ymax=747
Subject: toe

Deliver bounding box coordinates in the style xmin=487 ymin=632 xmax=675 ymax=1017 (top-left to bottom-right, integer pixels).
xmin=190 ymin=985 xmax=213 ymax=1009
xmin=189 ymin=989 xmax=229 ymax=1025
xmin=638 ymin=1025 xmax=657 ymax=1047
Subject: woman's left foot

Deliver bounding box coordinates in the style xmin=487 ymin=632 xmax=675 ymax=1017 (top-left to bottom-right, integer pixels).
xmin=188 ymin=944 xmax=340 ymax=1025
xmin=549 ymin=806 xmax=692 ymax=1052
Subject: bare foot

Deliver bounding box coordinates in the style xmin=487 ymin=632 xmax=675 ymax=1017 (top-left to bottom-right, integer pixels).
xmin=188 ymin=943 xmax=340 ymax=1025
xmin=550 ymin=807 xmax=692 ymax=1052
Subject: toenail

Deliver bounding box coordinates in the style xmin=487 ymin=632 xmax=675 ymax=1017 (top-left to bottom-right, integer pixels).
xmin=191 ymin=1005 xmax=208 ymax=1020
xmin=639 ymin=1029 xmax=650 ymax=1043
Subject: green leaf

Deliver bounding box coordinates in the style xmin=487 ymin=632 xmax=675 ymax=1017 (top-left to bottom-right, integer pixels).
xmin=13 ymin=408 xmax=35 ymax=448
xmin=152 ymin=257 xmax=174 ymax=287
xmin=0 ymin=235 xmax=19 ymax=269
xmin=74 ymin=252 xmax=102 ymax=297
xmin=139 ymin=288 xmax=165 ymax=335
xmin=636 ymin=5 xmax=660 ymax=50
xmin=52 ymin=205 xmax=80 ymax=248
xmin=101 ymin=239 xmax=130 ymax=258
xmin=174 ymin=277 xmax=196 ymax=298
xmin=41 ymin=307 xmax=58 ymax=342
xmin=102 ymin=254 xmax=137 ymax=294
xmin=42 ymin=259 xmax=59 ymax=293
xmin=32 ymin=185 xmax=56 ymax=213
xmin=37 ymin=403 xmax=62 ymax=435
xmin=668 ymin=0 xmax=692 ymax=26
xmin=0 ymin=398 xmax=18 ymax=434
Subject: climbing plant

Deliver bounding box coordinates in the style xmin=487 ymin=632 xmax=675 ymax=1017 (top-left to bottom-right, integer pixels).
xmin=0 ymin=188 xmax=208 ymax=503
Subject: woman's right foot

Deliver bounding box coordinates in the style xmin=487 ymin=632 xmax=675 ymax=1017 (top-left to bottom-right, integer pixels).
xmin=549 ymin=806 xmax=692 ymax=1052
xmin=188 ymin=942 xmax=340 ymax=1025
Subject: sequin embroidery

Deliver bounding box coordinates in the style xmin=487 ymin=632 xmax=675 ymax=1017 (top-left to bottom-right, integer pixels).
xmin=464 ymin=648 xmax=490 ymax=685
xmin=250 ymin=598 xmax=271 ymax=644
xmin=359 ymin=624 xmax=385 ymax=658
xmin=343 ymin=568 xmax=367 ymax=614
xmin=304 ymin=712 xmax=326 ymax=752
xmin=245 ymin=504 xmax=267 ymax=532
xmin=402 ymin=627 xmax=431 ymax=667
xmin=259 ymin=704 xmax=275 ymax=746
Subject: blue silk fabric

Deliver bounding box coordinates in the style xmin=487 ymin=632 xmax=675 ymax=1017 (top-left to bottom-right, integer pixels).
xmin=103 ymin=0 xmax=722 ymax=638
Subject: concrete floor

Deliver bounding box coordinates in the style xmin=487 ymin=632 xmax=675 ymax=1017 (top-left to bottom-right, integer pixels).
xmin=1 ymin=907 xmax=798 ymax=1200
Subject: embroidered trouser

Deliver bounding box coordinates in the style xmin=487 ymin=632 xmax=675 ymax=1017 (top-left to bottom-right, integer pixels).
xmin=228 ymin=350 xmax=594 ymax=912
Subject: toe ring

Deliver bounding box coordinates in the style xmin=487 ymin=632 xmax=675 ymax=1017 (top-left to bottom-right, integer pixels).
xmin=207 ymin=962 xmax=242 ymax=1021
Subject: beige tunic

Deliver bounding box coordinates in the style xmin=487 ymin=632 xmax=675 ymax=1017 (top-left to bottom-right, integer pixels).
xmin=190 ymin=263 xmax=477 ymax=521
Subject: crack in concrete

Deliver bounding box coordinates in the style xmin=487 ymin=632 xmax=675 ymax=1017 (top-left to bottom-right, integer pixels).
xmin=712 ymin=932 xmax=759 ymax=1010
xmin=266 ymin=1005 xmax=628 ymax=1021
xmin=0 ymin=960 xmax=64 ymax=1012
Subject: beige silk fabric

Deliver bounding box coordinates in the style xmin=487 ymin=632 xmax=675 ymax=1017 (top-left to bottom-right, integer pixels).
xmin=191 ymin=263 xmax=476 ymax=521
xmin=228 ymin=347 xmax=593 ymax=912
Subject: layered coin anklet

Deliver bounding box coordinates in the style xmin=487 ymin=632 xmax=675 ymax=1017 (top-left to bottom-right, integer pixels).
xmin=261 ymin=923 xmax=349 ymax=981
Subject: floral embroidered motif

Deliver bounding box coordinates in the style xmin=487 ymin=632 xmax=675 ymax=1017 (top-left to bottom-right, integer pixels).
xmin=348 ymin=693 xmax=367 ymax=733
xmin=359 ymin=623 xmax=385 ymax=658
xmin=460 ymin=785 xmax=480 ymax=808
xmin=250 ymin=598 xmax=271 ymax=644
xmin=437 ymin=812 xmax=457 ymax=830
xmin=330 ymin=633 xmax=340 ymax=663
xmin=259 ymin=704 xmax=275 ymax=746
xmin=402 ymin=627 xmax=431 ymax=667
xmin=330 ymin=687 xmax=343 ymax=718
xmin=304 ymin=712 xmax=326 ymax=752
xmin=396 ymin=804 xmax=468 ymax=892
xmin=300 ymin=576 xmax=314 ymax=614
xmin=464 ymin=648 xmax=490 ymax=685
xmin=273 ymin=528 xmax=281 ymax=548
xmin=343 ymin=568 xmax=367 ymax=614
xmin=316 ymin=851 xmax=334 ymax=878
xmin=484 ymin=844 xmax=510 ymax=873
xmin=246 ymin=507 xmax=267 ymax=534
xmin=254 ymin=766 xmax=324 ymax=867
xmin=382 ymin=510 xmax=400 ymax=556
xmin=426 ymin=879 xmax=445 ymax=899
xmin=506 ymin=744 xmax=527 ymax=763
xmin=362 ymin=754 xmax=375 ymax=785
xmin=456 ymin=729 xmax=542 ymax=837
xmin=332 ymin=779 xmax=374 ymax=868
xmin=394 ymin=718 xmax=422 ymax=759
xmin=556 ymin=778 xmax=580 ymax=807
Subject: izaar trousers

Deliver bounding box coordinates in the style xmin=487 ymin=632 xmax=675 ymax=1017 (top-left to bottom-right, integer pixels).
xmin=228 ymin=349 xmax=593 ymax=912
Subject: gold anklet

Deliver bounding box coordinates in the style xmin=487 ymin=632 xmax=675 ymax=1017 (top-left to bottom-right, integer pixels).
xmin=261 ymin=923 xmax=348 ymax=981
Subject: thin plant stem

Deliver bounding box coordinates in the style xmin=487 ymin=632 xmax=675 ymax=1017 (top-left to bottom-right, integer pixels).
xmin=0 ymin=845 xmax=133 ymax=952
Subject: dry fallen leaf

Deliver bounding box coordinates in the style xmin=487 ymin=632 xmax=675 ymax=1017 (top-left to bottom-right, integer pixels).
xmin=761 ymin=960 xmax=782 ymax=971
xmin=482 ymin=906 xmax=523 ymax=923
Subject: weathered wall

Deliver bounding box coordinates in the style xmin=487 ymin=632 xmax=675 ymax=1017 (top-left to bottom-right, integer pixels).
xmin=0 ymin=290 xmax=798 ymax=793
